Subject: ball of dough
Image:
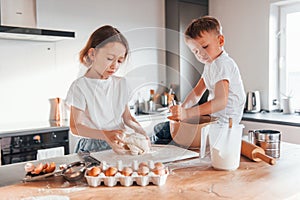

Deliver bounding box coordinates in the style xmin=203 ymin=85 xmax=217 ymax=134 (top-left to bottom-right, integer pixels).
xmin=105 ymin=166 xmax=118 ymax=176
xmin=123 ymin=133 xmax=150 ymax=155
xmin=121 ymin=167 xmax=133 ymax=176
xmin=87 ymin=166 xmax=101 ymax=177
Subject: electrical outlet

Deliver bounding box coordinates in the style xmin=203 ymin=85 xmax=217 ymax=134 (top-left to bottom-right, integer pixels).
xmin=272 ymin=99 xmax=279 ymax=106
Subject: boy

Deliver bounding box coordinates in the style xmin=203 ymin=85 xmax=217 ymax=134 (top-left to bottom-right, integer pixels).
xmin=170 ymin=16 xmax=246 ymax=125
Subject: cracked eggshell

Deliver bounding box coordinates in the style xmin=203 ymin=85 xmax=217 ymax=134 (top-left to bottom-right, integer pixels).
xmin=24 ymin=163 xmax=35 ymax=173
xmin=32 ymin=163 xmax=43 ymax=174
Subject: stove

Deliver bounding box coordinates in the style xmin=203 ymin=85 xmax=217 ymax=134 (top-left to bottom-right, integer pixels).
xmin=1 ymin=130 xmax=69 ymax=165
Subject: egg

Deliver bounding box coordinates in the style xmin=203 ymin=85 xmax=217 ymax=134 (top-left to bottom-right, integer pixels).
xmin=138 ymin=162 xmax=148 ymax=168
xmin=152 ymin=167 xmax=166 ymax=176
xmin=105 ymin=166 xmax=118 ymax=176
xmin=154 ymin=162 xmax=165 ymax=170
xmin=121 ymin=167 xmax=133 ymax=176
xmin=87 ymin=166 xmax=101 ymax=177
xmin=137 ymin=166 xmax=150 ymax=176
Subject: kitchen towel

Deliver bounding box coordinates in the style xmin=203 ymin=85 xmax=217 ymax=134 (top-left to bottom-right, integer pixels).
xmin=37 ymin=146 xmax=65 ymax=160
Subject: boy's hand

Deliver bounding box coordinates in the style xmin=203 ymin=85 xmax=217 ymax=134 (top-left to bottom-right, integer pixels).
xmin=169 ymin=105 xmax=188 ymax=121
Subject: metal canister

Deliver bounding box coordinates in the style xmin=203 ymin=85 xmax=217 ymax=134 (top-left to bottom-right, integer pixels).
xmin=248 ymin=130 xmax=281 ymax=158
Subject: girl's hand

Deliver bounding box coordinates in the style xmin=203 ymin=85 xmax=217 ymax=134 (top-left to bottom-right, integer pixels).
xmin=169 ymin=105 xmax=188 ymax=121
xmin=104 ymin=130 xmax=124 ymax=143
xmin=103 ymin=130 xmax=127 ymax=154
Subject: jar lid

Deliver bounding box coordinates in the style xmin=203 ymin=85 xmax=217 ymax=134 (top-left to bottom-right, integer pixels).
xmin=254 ymin=130 xmax=281 ymax=142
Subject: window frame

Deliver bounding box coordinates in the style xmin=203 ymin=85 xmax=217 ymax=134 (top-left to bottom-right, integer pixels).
xmin=279 ymin=3 xmax=300 ymax=102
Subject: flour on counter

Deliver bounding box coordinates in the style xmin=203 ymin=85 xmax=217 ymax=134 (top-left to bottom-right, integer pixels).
xmin=21 ymin=195 xmax=70 ymax=200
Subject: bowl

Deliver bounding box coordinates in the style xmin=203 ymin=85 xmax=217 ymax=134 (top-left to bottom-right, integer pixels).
xmin=62 ymin=161 xmax=86 ymax=182
xmin=168 ymin=115 xmax=218 ymax=149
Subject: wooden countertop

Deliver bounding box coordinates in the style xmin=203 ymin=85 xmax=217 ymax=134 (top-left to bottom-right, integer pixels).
xmin=1 ymin=143 xmax=300 ymax=200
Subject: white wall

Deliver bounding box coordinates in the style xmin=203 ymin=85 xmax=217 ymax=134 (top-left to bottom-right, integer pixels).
xmin=0 ymin=0 xmax=165 ymax=124
xmin=209 ymin=0 xmax=272 ymax=110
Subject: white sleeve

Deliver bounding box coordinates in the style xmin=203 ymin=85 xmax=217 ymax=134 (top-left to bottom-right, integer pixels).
xmin=212 ymin=61 xmax=231 ymax=85
xmin=65 ymin=81 xmax=86 ymax=111
xmin=122 ymin=77 xmax=130 ymax=104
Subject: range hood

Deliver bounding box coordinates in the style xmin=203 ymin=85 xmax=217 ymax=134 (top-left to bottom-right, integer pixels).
xmin=0 ymin=0 xmax=75 ymax=41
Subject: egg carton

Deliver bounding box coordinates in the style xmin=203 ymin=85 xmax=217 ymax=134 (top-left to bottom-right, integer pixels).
xmin=85 ymin=160 xmax=169 ymax=187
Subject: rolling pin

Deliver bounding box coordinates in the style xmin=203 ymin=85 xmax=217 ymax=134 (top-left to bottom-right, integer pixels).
xmin=241 ymin=140 xmax=276 ymax=165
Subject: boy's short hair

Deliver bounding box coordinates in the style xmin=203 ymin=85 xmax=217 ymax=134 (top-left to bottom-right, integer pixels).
xmin=185 ymin=16 xmax=222 ymax=39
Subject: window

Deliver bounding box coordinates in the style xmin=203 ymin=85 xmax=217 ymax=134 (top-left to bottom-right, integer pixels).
xmin=279 ymin=3 xmax=300 ymax=110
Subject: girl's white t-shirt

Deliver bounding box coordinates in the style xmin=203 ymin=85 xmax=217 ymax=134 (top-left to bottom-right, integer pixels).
xmin=65 ymin=75 xmax=129 ymax=131
xmin=202 ymin=51 xmax=246 ymax=124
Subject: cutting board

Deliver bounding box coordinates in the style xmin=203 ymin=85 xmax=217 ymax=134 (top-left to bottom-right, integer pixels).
xmin=90 ymin=144 xmax=199 ymax=166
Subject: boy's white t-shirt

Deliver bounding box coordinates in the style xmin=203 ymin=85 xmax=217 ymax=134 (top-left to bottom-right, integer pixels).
xmin=202 ymin=51 xmax=246 ymax=124
xmin=65 ymin=75 xmax=129 ymax=131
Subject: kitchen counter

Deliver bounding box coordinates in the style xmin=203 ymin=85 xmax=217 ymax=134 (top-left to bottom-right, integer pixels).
xmin=0 ymin=142 xmax=300 ymax=199
xmin=0 ymin=120 xmax=69 ymax=137
xmin=242 ymin=112 xmax=300 ymax=127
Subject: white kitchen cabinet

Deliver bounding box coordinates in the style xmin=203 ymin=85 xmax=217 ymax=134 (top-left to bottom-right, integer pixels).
xmin=241 ymin=120 xmax=300 ymax=144
xmin=1 ymin=0 xmax=37 ymax=28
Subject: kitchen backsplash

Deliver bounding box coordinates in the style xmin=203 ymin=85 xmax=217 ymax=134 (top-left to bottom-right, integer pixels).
xmin=0 ymin=39 xmax=74 ymax=124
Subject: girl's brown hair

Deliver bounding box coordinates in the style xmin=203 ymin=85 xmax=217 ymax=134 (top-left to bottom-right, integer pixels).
xmin=185 ymin=16 xmax=222 ymax=39
xmin=79 ymin=25 xmax=129 ymax=66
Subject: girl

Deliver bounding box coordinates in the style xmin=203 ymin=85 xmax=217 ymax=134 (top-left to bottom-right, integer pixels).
xmin=66 ymin=25 xmax=148 ymax=154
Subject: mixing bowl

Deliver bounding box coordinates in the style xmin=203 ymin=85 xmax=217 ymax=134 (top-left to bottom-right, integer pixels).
xmin=168 ymin=115 xmax=218 ymax=149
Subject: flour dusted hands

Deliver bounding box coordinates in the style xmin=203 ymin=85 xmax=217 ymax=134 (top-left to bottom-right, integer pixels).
xmin=103 ymin=130 xmax=127 ymax=155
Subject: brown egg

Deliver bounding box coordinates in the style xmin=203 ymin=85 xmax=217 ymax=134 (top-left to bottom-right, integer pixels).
xmin=32 ymin=163 xmax=43 ymax=174
xmin=87 ymin=166 xmax=101 ymax=177
xmin=44 ymin=162 xmax=56 ymax=173
xmin=138 ymin=166 xmax=150 ymax=176
xmin=152 ymin=167 xmax=166 ymax=176
xmin=105 ymin=166 xmax=118 ymax=176
xmin=121 ymin=167 xmax=133 ymax=176
xmin=138 ymin=162 xmax=148 ymax=168
xmin=154 ymin=162 xmax=165 ymax=170
xmin=24 ymin=163 xmax=35 ymax=173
